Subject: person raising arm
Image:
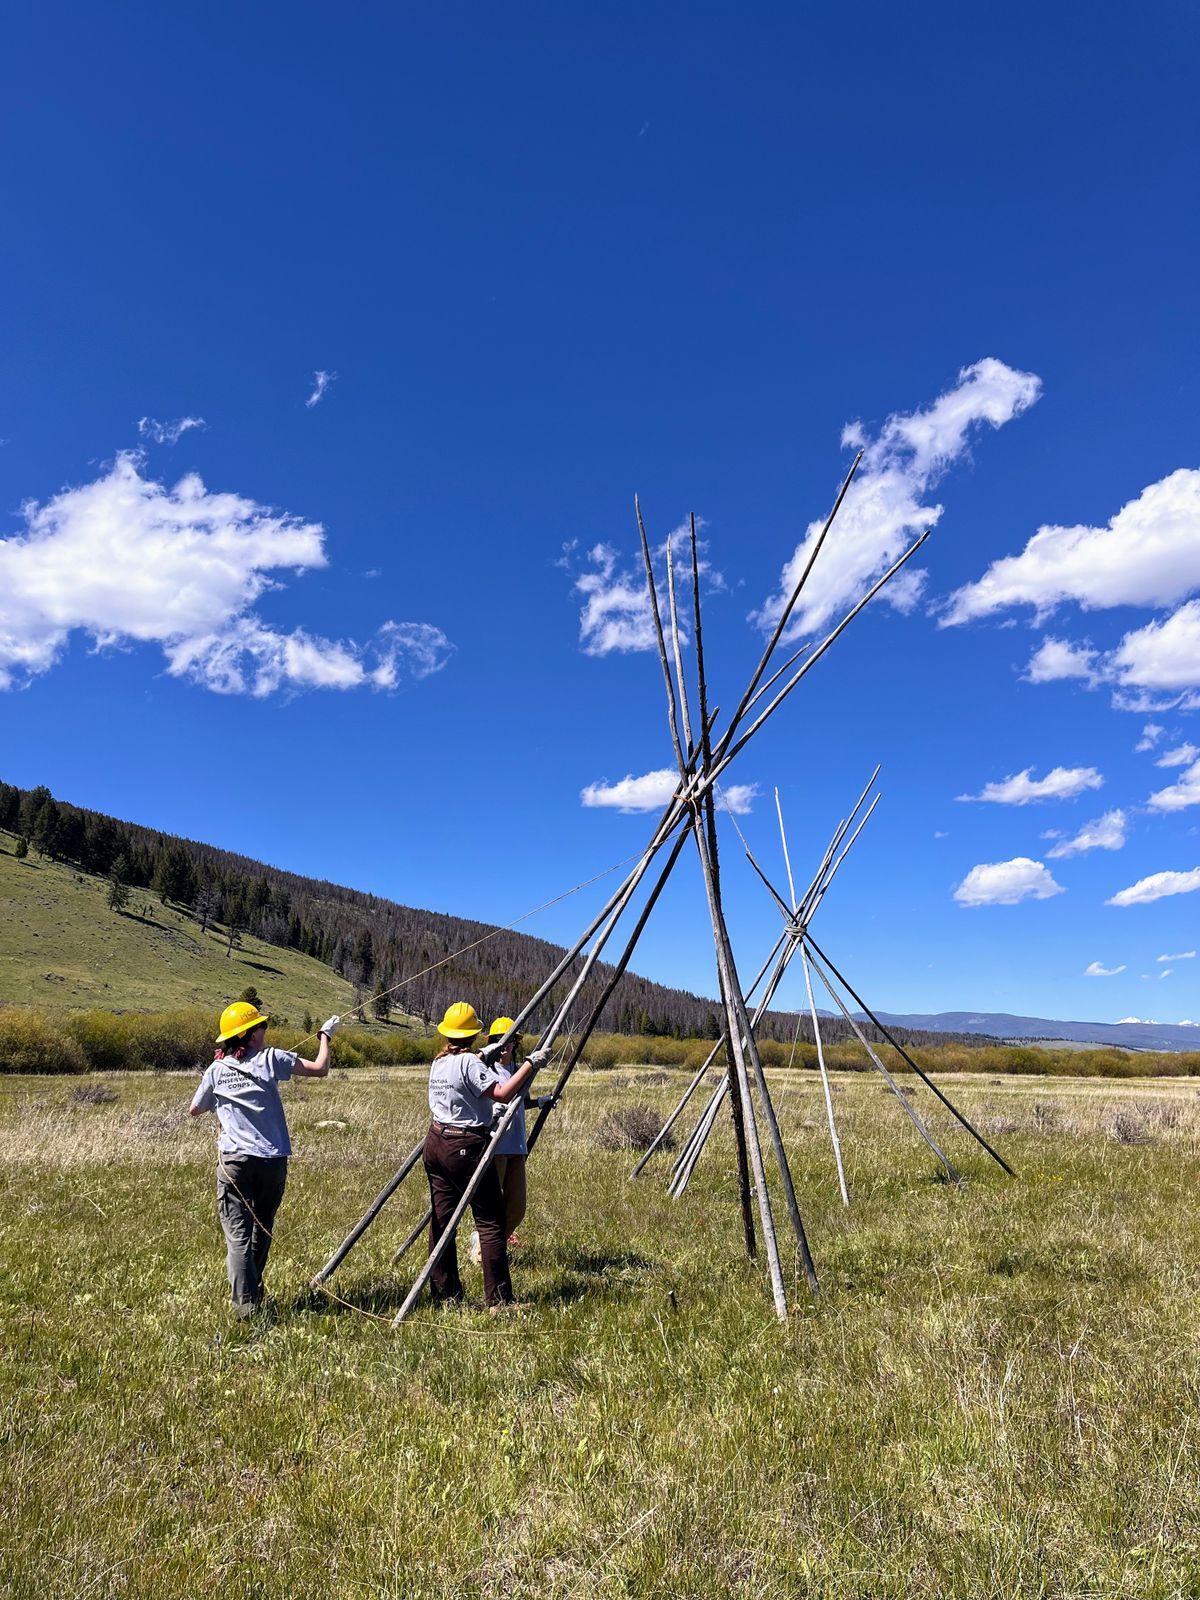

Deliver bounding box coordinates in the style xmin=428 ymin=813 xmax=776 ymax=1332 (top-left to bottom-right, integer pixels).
xmin=189 ymin=1001 xmax=339 ymax=1317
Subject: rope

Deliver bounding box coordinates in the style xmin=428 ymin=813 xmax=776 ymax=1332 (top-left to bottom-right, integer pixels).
xmin=282 ymin=848 xmax=645 ymax=1057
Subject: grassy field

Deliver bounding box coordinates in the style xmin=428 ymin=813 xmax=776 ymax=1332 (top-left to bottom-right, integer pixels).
xmin=2 ymin=1065 xmax=1199 ymax=1598
xmin=0 ymin=835 xmax=359 ymax=1021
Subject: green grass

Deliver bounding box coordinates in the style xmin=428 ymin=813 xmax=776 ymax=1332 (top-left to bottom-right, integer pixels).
xmin=2 ymin=1066 xmax=1199 ymax=1597
xmin=0 ymin=835 xmax=359 ymax=1022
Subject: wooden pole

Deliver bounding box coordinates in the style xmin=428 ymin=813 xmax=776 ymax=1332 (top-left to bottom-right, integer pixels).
xmin=391 ymin=1206 xmax=433 ymax=1265
xmin=805 ymin=936 xmax=1017 ymax=1178
xmin=687 ymin=513 xmax=756 ymax=1261
xmin=629 ymin=926 xmax=788 ymax=1180
xmin=646 ymin=514 xmax=815 ymax=1304
xmin=804 ymin=943 xmax=962 ymax=1185
xmin=712 ymin=529 xmax=932 ymax=774
xmin=630 ymin=1036 xmax=723 ymax=1181
xmin=310 ymin=1140 xmax=423 ymax=1284
xmin=709 ymin=451 xmax=864 ymax=759
xmin=801 ymin=946 xmax=849 ymax=1207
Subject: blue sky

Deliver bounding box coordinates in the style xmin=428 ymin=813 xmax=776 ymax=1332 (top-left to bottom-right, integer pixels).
xmin=2 ymin=4 xmax=1199 ymax=1024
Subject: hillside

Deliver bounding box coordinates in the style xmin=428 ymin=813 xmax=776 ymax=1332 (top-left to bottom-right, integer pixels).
xmin=0 ymin=834 xmax=360 ymax=1022
xmin=872 ymin=1009 xmax=1200 ymax=1055
xmin=0 ymin=779 xmax=979 ymax=1050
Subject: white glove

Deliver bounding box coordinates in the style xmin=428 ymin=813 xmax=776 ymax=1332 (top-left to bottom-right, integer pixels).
xmin=480 ymin=1040 xmax=503 ymax=1064
xmin=528 ymin=1046 xmax=553 ymax=1069
xmin=319 ymin=1015 xmax=341 ymax=1039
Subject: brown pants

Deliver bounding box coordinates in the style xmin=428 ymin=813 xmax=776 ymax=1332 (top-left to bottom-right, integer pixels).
xmin=422 ymin=1124 xmax=513 ymax=1307
xmin=493 ymin=1154 xmax=528 ymax=1237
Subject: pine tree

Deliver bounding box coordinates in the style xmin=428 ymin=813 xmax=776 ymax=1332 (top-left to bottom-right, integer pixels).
xmin=107 ymin=862 xmax=130 ymax=913
xmin=152 ymin=843 xmax=197 ymax=907
xmin=239 ymin=985 xmax=262 ymax=1009
xmin=195 ymin=881 xmax=220 ymax=934
xmin=14 ymin=836 xmax=28 ymax=860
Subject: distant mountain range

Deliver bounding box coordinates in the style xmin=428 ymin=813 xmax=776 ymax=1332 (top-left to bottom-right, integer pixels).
xmin=867 ymin=1010 xmax=1200 ymax=1054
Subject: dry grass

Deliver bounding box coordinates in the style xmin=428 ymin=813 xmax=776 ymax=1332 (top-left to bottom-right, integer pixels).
xmin=2 ymin=1067 xmax=1200 ymax=1598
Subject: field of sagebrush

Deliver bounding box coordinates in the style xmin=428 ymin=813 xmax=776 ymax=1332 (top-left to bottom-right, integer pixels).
xmin=2 ymin=1066 xmax=1199 ymax=1599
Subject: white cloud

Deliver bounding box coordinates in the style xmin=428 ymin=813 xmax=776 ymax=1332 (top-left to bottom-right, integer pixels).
xmin=1160 ymin=969 xmax=1174 ymax=979
xmin=573 ymin=543 xmax=660 ymax=656
xmin=933 ymin=829 xmax=948 ymax=839
xmin=956 ymin=765 xmax=1103 ymax=805
xmin=944 ymin=469 xmax=1200 ymax=625
xmin=306 ymin=370 xmax=336 ymax=408
xmin=1085 ymin=961 xmax=1126 ymax=977
xmin=714 ymin=783 xmax=759 ymax=815
xmin=1146 ymin=760 xmax=1200 ymax=812
xmin=953 ymin=857 xmax=1065 ymax=907
xmin=0 ymin=451 xmax=451 ymax=695
xmin=1158 ymin=951 xmax=1195 ymax=962
xmin=137 ymin=416 xmax=206 ymax=445
xmin=752 ymin=359 xmax=1040 ymax=641
xmin=1109 ymin=600 xmax=1200 ymax=693
xmin=580 ymin=768 xmax=756 ymax=815
xmin=1024 ymin=637 xmax=1102 ymax=686
xmin=1107 ymin=867 xmax=1200 ymax=907
xmin=1157 ymin=743 xmax=1200 ymax=768
xmin=1047 ymin=809 xmax=1127 ymax=858
xmin=568 ymin=528 xmax=723 ymax=657
xmin=581 ymin=769 xmax=678 ymax=814
xmin=1137 ymin=723 xmax=1165 ymax=752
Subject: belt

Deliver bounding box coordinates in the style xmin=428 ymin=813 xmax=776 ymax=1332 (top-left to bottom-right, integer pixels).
xmin=431 ymin=1120 xmax=490 ymax=1137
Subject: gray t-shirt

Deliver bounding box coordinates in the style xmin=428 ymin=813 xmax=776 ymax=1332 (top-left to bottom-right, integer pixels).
xmin=428 ymin=1050 xmax=501 ymax=1128
xmin=494 ymin=1061 xmax=528 ymax=1156
xmin=191 ymin=1047 xmax=297 ymax=1158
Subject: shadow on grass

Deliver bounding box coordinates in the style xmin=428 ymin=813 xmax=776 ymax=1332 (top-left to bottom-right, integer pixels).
xmin=526 ymin=1247 xmax=658 ymax=1307
xmin=290 ymin=1247 xmax=660 ymax=1320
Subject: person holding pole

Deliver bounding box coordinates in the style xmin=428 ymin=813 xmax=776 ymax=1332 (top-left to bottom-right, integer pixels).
xmin=468 ymin=1014 xmax=534 ymax=1265
xmin=423 ymin=1002 xmax=547 ymax=1311
xmin=189 ymin=1000 xmax=340 ymax=1317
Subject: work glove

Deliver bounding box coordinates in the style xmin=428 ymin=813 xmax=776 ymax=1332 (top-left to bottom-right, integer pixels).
xmin=319 ymin=1015 xmax=341 ymax=1039
xmin=480 ymin=1040 xmax=503 ymax=1064
xmin=528 ymin=1046 xmax=553 ymax=1069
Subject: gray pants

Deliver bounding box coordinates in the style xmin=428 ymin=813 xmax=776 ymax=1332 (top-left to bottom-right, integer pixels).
xmin=216 ymin=1154 xmax=287 ymax=1310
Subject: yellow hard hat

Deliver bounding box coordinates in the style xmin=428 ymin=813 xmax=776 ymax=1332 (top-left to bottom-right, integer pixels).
xmin=489 ymin=1016 xmax=517 ymax=1039
xmin=216 ymin=1001 xmax=271 ymax=1043
xmin=437 ymin=1002 xmax=483 ymax=1039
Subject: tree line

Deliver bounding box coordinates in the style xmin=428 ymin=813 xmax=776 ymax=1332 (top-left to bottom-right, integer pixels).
xmin=0 ymin=778 xmax=984 ymax=1050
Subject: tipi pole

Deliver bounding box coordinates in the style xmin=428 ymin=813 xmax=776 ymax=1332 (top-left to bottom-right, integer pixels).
xmin=804 ymin=944 xmax=961 ymax=1184
xmin=646 ymin=520 xmax=817 ymax=1301
xmin=391 ymin=1205 xmax=433 ymax=1265
xmin=630 ymin=1037 xmax=723 ymax=1180
xmin=804 ymin=936 xmax=1017 ymax=1178
xmin=801 ymin=946 xmax=849 ymax=1207
xmin=630 ymin=926 xmax=789 ymax=1180
xmin=310 ymin=1140 xmax=423 ymax=1285
xmin=777 ymin=792 xmax=848 ymax=1208
xmin=687 ymin=515 xmax=756 ymax=1261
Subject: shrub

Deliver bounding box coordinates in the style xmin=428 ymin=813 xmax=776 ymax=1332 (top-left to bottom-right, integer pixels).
xmin=69 ymin=1081 xmax=119 ymax=1106
xmin=593 ymin=1104 xmax=671 ymax=1151
xmin=0 ymin=1008 xmax=86 ymax=1074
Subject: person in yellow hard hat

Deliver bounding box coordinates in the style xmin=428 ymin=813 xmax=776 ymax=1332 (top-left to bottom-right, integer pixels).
xmin=422 ymin=1002 xmax=549 ymax=1310
xmin=189 ymin=1000 xmax=340 ymax=1317
xmin=468 ymin=1016 xmax=534 ymax=1268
